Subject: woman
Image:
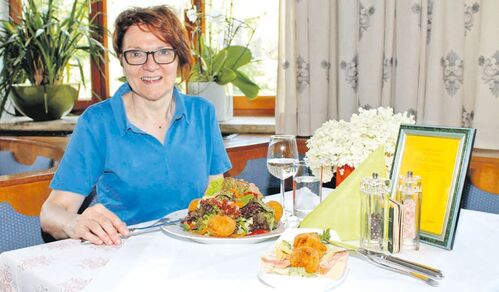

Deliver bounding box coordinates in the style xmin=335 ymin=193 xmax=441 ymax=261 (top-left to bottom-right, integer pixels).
xmin=40 ymin=6 xmax=231 ymax=245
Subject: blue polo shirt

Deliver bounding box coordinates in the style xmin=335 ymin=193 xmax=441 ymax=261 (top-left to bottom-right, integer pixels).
xmin=50 ymin=83 xmax=232 ymax=225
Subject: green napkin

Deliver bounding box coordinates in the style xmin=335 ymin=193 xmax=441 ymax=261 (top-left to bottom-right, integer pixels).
xmin=300 ymin=146 xmax=386 ymax=240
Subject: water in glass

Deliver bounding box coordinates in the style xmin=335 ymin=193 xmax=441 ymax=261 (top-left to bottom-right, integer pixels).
xmin=267 ymin=158 xmax=297 ymax=180
xmin=266 ymin=135 xmax=299 ymax=221
xmin=292 ymin=161 xmax=321 ymax=219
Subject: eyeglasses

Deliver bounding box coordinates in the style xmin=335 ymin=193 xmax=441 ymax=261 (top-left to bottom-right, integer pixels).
xmin=122 ymin=48 xmax=176 ymax=65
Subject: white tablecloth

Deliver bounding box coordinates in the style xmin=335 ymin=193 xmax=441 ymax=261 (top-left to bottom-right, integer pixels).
xmin=1 ymin=192 xmax=499 ymax=292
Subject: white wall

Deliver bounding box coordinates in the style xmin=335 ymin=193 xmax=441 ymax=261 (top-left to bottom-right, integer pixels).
xmin=0 ymin=1 xmax=7 ymax=20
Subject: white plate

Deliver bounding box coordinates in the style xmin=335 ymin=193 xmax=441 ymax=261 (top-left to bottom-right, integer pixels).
xmin=258 ymin=228 xmax=348 ymax=290
xmin=160 ymin=209 xmax=285 ymax=244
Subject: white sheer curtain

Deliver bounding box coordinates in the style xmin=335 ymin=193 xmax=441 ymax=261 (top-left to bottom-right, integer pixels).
xmin=0 ymin=1 xmax=6 ymax=120
xmin=276 ymin=0 xmax=499 ymax=150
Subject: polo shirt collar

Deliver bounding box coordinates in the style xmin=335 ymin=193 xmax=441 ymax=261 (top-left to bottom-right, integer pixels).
xmin=110 ymin=83 xmax=189 ymax=136
xmin=172 ymin=86 xmax=190 ymax=125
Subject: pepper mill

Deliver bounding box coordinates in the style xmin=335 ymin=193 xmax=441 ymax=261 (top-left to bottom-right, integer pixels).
xmin=360 ymin=173 xmax=391 ymax=252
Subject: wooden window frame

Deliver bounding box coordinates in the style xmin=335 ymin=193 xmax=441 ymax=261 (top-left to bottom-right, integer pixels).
xmin=9 ymin=0 xmax=273 ymax=116
xmin=233 ymin=96 xmax=274 ymax=116
xmin=77 ymin=0 xmax=110 ymax=111
xmin=73 ymin=0 xmax=110 ymax=113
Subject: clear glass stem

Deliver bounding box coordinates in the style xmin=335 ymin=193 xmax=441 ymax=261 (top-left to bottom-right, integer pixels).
xmin=280 ymin=178 xmax=286 ymax=210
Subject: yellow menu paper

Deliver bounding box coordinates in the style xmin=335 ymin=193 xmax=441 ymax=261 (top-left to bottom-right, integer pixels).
xmin=399 ymin=135 xmax=460 ymax=236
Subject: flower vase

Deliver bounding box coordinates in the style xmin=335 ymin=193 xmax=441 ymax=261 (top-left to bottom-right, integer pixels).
xmin=188 ymin=82 xmax=233 ymax=122
xmin=336 ymin=165 xmax=355 ymax=187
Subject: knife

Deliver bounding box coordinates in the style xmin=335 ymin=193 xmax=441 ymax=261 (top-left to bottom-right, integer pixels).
xmin=363 ymin=253 xmax=439 ymax=287
xmin=376 ymin=253 xmax=444 ymax=279
xmin=329 ymin=240 xmax=444 ymax=279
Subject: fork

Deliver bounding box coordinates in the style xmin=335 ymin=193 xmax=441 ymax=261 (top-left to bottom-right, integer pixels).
xmin=363 ymin=254 xmax=439 ymax=286
xmin=127 ymin=217 xmax=183 ymax=234
xmin=363 ymin=248 xmax=444 ymax=279
xmin=329 ymin=241 xmax=440 ymax=286
xmin=80 ymin=217 xmax=182 ymax=244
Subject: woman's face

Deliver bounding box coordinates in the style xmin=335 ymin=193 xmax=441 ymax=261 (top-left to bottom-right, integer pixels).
xmin=121 ymin=25 xmax=178 ymax=101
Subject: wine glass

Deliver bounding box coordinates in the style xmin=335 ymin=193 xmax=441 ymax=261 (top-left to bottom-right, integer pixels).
xmin=266 ymin=135 xmax=299 ymax=223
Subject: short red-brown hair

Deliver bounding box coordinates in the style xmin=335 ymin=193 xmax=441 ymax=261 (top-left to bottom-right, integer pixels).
xmin=113 ymin=5 xmax=193 ymax=81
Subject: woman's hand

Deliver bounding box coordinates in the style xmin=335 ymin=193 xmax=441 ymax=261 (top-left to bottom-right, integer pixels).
xmin=69 ymin=204 xmax=129 ymax=245
xmin=41 ymin=190 xmax=128 ymax=245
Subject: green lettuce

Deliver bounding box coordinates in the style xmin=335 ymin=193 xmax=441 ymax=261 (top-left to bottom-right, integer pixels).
xmin=204 ymin=178 xmax=224 ymax=197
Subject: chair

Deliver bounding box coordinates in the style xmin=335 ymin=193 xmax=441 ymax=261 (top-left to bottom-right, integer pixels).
xmin=0 ymin=137 xmax=64 ymax=253
xmin=460 ymin=154 xmax=499 ymax=214
xmin=461 ymin=178 xmax=499 ymax=214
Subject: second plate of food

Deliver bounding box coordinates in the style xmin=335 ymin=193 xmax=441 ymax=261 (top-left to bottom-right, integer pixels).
xmin=258 ymin=228 xmax=349 ymax=290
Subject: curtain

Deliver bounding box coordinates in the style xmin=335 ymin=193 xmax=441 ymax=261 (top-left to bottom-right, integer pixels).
xmin=276 ymin=0 xmax=499 ymax=150
xmin=0 ymin=2 xmax=6 ymax=120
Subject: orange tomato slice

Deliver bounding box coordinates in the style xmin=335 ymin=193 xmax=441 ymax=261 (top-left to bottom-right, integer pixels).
xmin=266 ymin=200 xmax=283 ymax=222
xmin=188 ymin=198 xmax=201 ymax=212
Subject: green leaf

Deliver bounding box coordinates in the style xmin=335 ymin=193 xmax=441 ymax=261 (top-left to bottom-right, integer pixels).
xmin=216 ymin=68 xmax=237 ymax=85
xmin=238 ymin=194 xmax=254 ymax=208
xmin=231 ymin=70 xmax=260 ymax=99
xmin=221 ymin=46 xmax=252 ymax=69
xmin=319 ymin=228 xmax=331 ymax=243
xmin=204 ymin=178 xmax=225 ymax=197
xmin=211 ymin=50 xmax=227 ymax=76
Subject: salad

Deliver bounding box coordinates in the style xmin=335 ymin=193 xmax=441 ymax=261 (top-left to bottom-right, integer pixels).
xmin=182 ymin=177 xmax=283 ymax=237
xmin=260 ymin=229 xmax=349 ymax=279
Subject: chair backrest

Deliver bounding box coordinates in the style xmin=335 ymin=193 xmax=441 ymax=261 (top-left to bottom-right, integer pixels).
xmin=461 ymin=178 xmax=499 ymax=214
xmin=225 ymin=139 xmax=308 ymax=195
xmin=0 ymin=137 xmax=64 ymax=253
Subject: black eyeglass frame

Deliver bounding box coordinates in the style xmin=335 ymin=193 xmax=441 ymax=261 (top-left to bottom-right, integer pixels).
xmin=122 ymin=48 xmax=177 ymax=65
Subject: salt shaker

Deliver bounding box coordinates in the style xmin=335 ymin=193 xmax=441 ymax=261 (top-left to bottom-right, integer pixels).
xmin=360 ymin=173 xmax=391 ymax=252
xmin=397 ymin=171 xmax=422 ymax=250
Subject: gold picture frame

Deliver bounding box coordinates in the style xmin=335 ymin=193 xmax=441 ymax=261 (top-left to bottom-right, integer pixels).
xmin=390 ymin=125 xmax=475 ymax=250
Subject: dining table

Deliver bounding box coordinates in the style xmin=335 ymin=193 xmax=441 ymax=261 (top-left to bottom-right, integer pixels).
xmin=1 ymin=190 xmax=498 ymax=292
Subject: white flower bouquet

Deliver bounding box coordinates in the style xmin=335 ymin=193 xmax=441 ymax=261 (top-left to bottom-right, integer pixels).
xmin=305 ymin=107 xmax=415 ymax=182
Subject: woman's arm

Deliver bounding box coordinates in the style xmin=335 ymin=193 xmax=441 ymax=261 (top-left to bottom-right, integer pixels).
xmin=40 ymin=190 xmax=128 ymax=245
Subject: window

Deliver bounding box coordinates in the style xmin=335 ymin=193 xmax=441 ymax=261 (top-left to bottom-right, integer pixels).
xmin=205 ymin=0 xmax=277 ymax=116
xmin=8 ymin=0 xmax=106 ymax=111
xmin=59 ymin=1 xmax=93 ymax=101
xmin=9 ymin=0 xmax=277 ymax=116
xmin=0 ymin=1 xmax=7 ymax=21
xmin=0 ymin=2 xmax=6 ymax=71
xmin=205 ymin=0 xmax=278 ymax=97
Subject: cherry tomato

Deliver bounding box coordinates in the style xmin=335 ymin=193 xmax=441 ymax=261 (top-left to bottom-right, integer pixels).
xmin=247 ymin=229 xmax=269 ymax=236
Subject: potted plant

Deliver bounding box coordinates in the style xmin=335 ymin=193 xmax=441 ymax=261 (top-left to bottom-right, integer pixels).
xmin=0 ymin=0 xmax=105 ymax=121
xmin=186 ymin=4 xmax=260 ymax=121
